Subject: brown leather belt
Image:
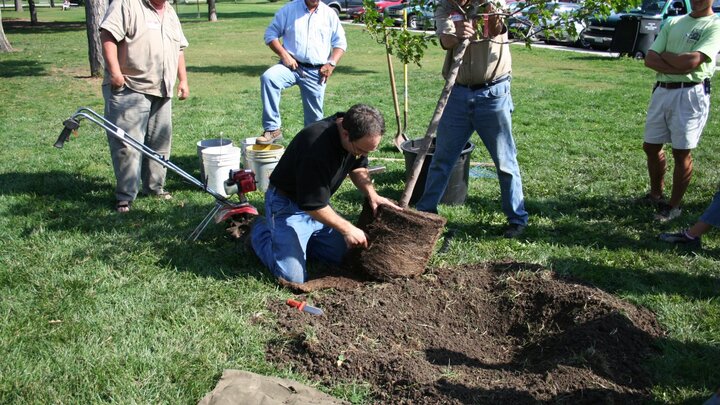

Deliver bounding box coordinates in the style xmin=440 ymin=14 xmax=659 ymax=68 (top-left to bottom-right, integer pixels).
xmin=656 ymin=81 xmax=701 ymax=89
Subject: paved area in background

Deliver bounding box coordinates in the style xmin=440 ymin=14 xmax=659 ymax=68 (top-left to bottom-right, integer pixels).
xmin=341 ymin=20 xmax=620 ymax=58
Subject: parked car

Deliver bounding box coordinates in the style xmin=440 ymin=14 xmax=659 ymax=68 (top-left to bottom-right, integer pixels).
xmin=534 ymin=3 xmax=586 ymax=46
xmin=417 ymin=1 xmax=436 ymax=30
xmin=384 ymin=0 xmax=435 ymax=30
xmin=509 ymin=2 xmax=584 ymax=44
xmin=347 ymin=0 xmax=404 ymax=21
xmin=507 ymin=2 xmax=542 ymax=40
xmin=321 ymin=0 xmax=365 ymax=17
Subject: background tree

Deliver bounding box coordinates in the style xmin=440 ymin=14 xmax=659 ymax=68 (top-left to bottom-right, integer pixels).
xmin=14 ymin=0 xmax=23 ymax=12
xmin=208 ymin=0 xmax=217 ymax=21
xmin=85 ymin=0 xmax=107 ymax=77
xmin=29 ymin=0 xmax=38 ymax=25
xmin=0 ymin=10 xmax=12 ymax=52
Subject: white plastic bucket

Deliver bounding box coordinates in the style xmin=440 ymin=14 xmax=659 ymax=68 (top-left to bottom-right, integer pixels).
xmin=245 ymin=144 xmax=284 ymax=192
xmin=197 ymin=138 xmax=233 ymax=180
xmin=240 ymin=137 xmax=257 ymax=168
xmin=201 ymin=145 xmax=241 ymax=197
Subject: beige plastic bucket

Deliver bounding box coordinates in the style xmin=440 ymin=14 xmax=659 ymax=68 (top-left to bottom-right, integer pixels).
xmin=202 ymin=145 xmax=241 ymax=197
xmin=246 ymin=144 xmax=284 ymax=192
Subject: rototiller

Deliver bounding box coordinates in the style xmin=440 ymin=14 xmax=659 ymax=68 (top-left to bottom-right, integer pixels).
xmin=54 ymin=107 xmax=259 ymax=241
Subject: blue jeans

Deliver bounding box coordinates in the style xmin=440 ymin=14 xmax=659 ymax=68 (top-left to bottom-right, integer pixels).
xmin=700 ymin=190 xmax=720 ymax=228
xmin=416 ymin=80 xmax=528 ymax=226
xmin=250 ymin=186 xmax=347 ymax=283
xmin=260 ymin=63 xmax=326 ymax=131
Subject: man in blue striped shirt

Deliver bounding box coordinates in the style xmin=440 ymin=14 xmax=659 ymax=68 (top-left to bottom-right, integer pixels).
xmin=257 ymin=0 xmax=347 ymax=145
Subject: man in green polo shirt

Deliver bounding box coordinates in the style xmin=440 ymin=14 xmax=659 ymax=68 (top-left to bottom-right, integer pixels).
xmin=641 ymin=0 xmax=720 ymax=222
xmin=100 ymin=0 xmax=189 ymax=213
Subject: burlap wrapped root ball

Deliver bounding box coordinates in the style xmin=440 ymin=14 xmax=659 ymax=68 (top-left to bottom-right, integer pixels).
xmin=344 ymin=201 xmax=447 ymax=281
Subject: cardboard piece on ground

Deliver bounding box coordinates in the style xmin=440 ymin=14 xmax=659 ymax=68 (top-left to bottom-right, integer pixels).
xmin=198 ymin=369 xmax=348 ymax=405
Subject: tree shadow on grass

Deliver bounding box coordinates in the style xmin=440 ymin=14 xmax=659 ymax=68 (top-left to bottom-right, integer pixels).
xmin=3 ymin=20 xmax=85 ymax=33
xmin=0 ymin=169 xmax=267 ymax=281
xmin=187 ymin=64 xmax=269 ymax=77
xmin=177 ymin=10 xmax=277 ymax=20
xmin=186 ymin=63 xmax=377 ymax=77
xmin=565 ymin=53 xmax=624 ymax=62
xmin=0 ymin=59 xmax=49 ymax=77
xmin=550 ymin=256 xmax=720 ymax=301
xmin=459 ymin=191 xmax=717 ymax=253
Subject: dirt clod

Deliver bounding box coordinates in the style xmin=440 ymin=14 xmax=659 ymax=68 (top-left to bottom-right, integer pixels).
xmin=267 ymin=262 xmax=663 ymax=404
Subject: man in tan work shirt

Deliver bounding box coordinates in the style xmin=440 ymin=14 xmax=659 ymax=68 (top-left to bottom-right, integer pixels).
xmin=415 ymin=0 xmax=529 ymax=239
xmin=100 ymin=0 xmax=189 ymax=213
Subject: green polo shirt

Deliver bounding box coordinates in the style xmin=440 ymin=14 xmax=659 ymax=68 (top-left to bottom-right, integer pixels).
xmin=650 ymin=14 xmax=720 ymax=83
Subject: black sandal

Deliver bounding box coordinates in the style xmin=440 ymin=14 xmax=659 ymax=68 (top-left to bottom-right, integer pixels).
xmin=116 ymin=200 xmax=131 ymax=213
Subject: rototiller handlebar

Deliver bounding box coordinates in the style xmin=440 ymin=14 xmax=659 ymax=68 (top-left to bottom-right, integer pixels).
xmin=55 ymin=107 xmax=259 ymax=241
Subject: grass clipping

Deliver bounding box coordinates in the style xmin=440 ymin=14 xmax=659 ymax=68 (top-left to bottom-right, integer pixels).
xmin=345 ymin=201 xmax=447 ymax=281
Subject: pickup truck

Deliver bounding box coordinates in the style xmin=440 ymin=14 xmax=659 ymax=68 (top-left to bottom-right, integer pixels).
xmin=321 ymin=0 xmax=366 ymax=17
xmin=580 ymin=0 xmax=692 ymax=58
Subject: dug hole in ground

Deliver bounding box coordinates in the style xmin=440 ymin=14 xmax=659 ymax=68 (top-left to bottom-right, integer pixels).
xmin=260 ymin=204 xmax=663 ymax=403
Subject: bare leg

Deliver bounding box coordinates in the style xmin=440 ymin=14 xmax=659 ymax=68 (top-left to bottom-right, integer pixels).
xmin=669 ymin=148 xmax=692 ymax=209
xmin=686 ymin=221 xmax=712 ymax=238
xmin=643 ymin=142 xmax=666 ymax=199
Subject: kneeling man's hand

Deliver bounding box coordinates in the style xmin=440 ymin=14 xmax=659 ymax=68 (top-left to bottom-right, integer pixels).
xmin=343 ymin=225 xmax=368 ymax=249
xmin=369 ymin=196 xmax=402 ymax=216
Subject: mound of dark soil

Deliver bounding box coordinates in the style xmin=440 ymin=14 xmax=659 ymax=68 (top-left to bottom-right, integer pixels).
xmin=267 ymin=262 xmax=664 ymax=404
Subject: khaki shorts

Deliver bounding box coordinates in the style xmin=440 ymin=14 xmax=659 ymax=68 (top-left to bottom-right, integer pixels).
xmin=644 ymin=85 xmax=710 ymax=150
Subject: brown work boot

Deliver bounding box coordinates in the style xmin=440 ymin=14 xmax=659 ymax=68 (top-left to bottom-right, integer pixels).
xmin=256 ymin=129 xmax=283 ymax=145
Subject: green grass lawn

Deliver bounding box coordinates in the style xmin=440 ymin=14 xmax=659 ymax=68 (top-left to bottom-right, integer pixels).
xmin=1 ymin=2 xmax=719 ymax=403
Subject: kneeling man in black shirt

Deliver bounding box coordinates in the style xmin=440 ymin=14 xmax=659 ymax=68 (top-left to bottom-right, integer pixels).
xmin=249 ymin=104 xmax=400 ymax=283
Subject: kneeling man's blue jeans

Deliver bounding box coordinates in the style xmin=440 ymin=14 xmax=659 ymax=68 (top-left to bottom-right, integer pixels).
xmin=250 ymin=186 xmax=347 ymax=283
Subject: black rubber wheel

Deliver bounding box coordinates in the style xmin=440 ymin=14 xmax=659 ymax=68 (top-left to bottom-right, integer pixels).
xmin=578 ymin=30 xmax=591 ymax=49
xmin=408 ymin=15 xmax=417 ymax=30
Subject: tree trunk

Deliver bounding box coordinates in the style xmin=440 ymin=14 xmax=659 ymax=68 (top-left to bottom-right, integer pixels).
xmin=85 ymin=0 xmax=107 ymax=77
xmin=29 ymin=0 xmax=38 ymax=25
xmin=399 ymin=40 xmax=469 ymax=208
xmin=0 ymin=10 xmax=13 ymax=52
xmin=14 ymin=0 xmax=23 ymax=12
xmin=208 ymin=0 xmax=217 ymax=21
xmin=50 ymin=0 xmax=55 ymax=8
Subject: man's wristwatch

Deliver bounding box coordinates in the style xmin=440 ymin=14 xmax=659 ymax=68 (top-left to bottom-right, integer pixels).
xmin=327 ymin=60 xmax=337 ymax=67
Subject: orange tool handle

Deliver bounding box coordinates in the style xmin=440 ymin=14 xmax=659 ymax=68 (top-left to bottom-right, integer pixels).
xmin=286 ymin=299 xmax=306 ymax=312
